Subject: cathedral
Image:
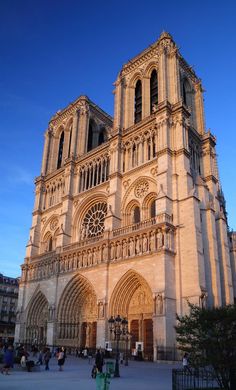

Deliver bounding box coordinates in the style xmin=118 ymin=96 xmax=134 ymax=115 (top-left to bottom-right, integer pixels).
xmin=15 ymin=32 xmax=236 ymax=360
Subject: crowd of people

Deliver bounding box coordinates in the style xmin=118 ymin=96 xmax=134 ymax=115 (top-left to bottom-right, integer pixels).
xmin=0 ymin=343 xmax=105 ymax=377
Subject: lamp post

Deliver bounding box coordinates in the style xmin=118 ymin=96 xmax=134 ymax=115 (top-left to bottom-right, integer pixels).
xmin=108 ymin=315 xmax=128 ymax=378
xmin=124 ymin=332 xmax=132 ymax=366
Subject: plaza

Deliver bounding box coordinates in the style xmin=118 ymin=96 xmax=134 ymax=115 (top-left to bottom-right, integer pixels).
xmin=0 ymin=356 xmax=179 ymax=390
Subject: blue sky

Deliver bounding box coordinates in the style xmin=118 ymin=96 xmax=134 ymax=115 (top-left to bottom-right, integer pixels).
xmin=0 ymin=0 xmax=236 ymax=277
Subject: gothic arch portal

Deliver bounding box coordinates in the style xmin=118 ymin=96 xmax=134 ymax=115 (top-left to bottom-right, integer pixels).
xmin=25 ymin=290 xmax=49 ymax=345
xmin=109 ymin=270 xmax=154 ymax=358
xmin=56 ymin=274 xmax=97 ymax=348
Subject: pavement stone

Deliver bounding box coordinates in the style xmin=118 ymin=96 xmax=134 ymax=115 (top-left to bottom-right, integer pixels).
xmin=0 ymin=356 xmax=180 ymax=390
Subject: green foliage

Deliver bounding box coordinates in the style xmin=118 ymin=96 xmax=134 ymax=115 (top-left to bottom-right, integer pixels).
xmin=175 ymin=304 xmax=236 ymax=390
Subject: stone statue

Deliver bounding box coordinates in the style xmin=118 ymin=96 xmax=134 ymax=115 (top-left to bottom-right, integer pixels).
xmin=143 ymin=234 xmax=148 ymax=253
xmin=116 ymin=241 xmax=122 ymax=259
xmin=122 ymin=240 xmax=128 ymax=258
xmin=135 ymin=236 xmax=141 ymax=254
xmin=98 ymin=302 xmax=104 ymax=318
xmin=88 ymin=249 xmax=93 ymax=266
xmin=150 ymin=231 xmax=156 ymax=252
xmin=156 ymin=294 xmax=163 ymax=315
xmin=129 ymin=238 xmax=135 ymax=257
xmin=110 ymin=243 xmax=116 ymax=260
xmin=157 ymin=229 xmax=163 ymax=248
xmin=102 ymin=244 xmax=108 ymax=262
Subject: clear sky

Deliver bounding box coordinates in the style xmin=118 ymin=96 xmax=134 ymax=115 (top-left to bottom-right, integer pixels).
xmin=0 ymin=0 xmax=236 ymax=278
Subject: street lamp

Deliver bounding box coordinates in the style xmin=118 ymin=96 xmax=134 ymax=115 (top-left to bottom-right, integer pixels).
xmin=124 ymin=331 xmax=132 ymax=366
xmin=108 ymin=315 xmax=128 ymax=378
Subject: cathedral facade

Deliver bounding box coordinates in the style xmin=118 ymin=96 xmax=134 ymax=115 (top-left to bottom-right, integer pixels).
xmin=15 ymin=32 xmax=235 ymax=360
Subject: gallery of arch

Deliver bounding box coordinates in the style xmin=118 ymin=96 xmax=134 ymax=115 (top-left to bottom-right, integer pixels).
xmin=15 ymin=32 xmax=236 ymax=360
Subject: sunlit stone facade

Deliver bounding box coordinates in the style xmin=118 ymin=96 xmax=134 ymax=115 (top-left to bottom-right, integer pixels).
xmin=15 ymin=32 xmax=235 ymax=360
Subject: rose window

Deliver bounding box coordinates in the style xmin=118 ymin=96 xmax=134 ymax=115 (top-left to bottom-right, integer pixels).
xmin=82 ymin=202 xmax=107 ymax=238
xmin=135 ymin=180 xmax=149 ymax=198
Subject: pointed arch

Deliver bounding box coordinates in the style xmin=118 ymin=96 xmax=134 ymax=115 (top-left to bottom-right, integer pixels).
xmin=57 ymin=274 xmax=97 ymax=323
xmin=109 ymin=269 xmax=153 ymax=317
xmin=134 ymin=79 xmax=142 ymax=123
xmin=27 ymin=290 xmax=48 ymax=325
xmin=25 ymin=290 xmax=49 ymax=345
xmin=57 ymin=131 xmax=64 ymax=169
xmin=150 ymin=69 xmax=158 ymax=113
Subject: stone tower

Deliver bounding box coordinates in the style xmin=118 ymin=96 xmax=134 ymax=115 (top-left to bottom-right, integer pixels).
xmin=15 ymin=32 xmax=235 ymax=360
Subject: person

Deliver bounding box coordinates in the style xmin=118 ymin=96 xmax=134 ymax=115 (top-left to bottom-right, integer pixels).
xmin=95 ymin=349 xmax=104 ymax=373
xmin=88 ymin=349 xmax=92 ymax=364
xmin=1 ymin=345 xmax=14 ymax=375
xmin=91 ymin=364 xmax=97 ymax=378
xmin=36 ymin=349 xmax=43 ymax=365
xmin=57 ymin=347 xmax=65 ymax=371
xmin=44 ymin=348 xmax=51 ymax=371
xmin=182 ymin=353 xmax=191 ymax=373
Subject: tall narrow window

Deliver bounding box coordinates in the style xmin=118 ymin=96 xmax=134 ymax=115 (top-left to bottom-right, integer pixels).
xmin=150 ymin=70 xmax=158 ymax=113
xmin=48 ymin=237 xmax=53 ymax=252
xmin=68 ymin=126 xmax=72 ymax=158
xmin=57 ymin=131 xmax=64 ymax=169
xmin=135 ymin=80 xmax=142 ymax=124
xmin=183 ymin=82 xmax=187 ymax=105
xmin=150 ymin=200 xmax=156 ymax=218
xmin=133 ymin=206 xmax=141 ymax=224
xmin=87 ymin=121 xmax=93 ymax=152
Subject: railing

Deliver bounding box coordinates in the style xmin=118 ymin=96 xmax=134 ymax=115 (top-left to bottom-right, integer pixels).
xmin=63 ymin=234 xmax=104 ymax=252
xmin=31 ymin=250 xmax=56 ymax=263
xmin=112 ymin=214 xmax=173 ymax=238
xmin=172 ymin=369 xmax=219 ymax=390
xmin=24 ymin=214 xmax=175 ymax=283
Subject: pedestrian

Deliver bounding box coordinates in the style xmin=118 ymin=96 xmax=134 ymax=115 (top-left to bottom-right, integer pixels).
xmin=44 ymin=348 xmax=51 ymax=371
xmin=57 ymin=347 xmax=65 ymax=371
xmin=95 ymin=349 xmax=104 ymax=373
xmin=88 ymin=348 xmax=92 ymax=364
xmin=37 ymin=349 xmax=43 ymax=365
xmin=182 ymin=353 xmax=191 ymax=373
xmin=1 ymin=345 xmax=14 ymax=375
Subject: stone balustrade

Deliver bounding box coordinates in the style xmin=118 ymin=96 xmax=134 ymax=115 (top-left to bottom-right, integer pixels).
xmin=21 ymin=215 xmax=175 ymax=283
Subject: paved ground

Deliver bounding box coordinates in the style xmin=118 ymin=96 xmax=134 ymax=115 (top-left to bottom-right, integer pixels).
xmin=0 ymin=356 xmax=180 ymax=390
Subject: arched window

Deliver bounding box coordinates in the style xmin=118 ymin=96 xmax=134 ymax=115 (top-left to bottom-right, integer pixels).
xmin=183 ymin=82 xmax=187 ymax=105
xmin=150 ymin=200 xmax=156 ymax=218
xmin=57 ymin=131 xmax=64 ymax=169
xmin=133 ymin=206 xmax=140 ymax=224
xmin=87 ymin=121 xmax=94 ymax=152
xmin=182 ymin=78 xmax=192 ymax=107
xmin=68 ymin=126 xmax=72 ymax=158
xmin=134 ymin=80 xmax=142 ymax=124
xmin=150 ymin=70 xmax=158 ymax=113
xmin=48 ymin=237 xmax=53 ymax=252
xmin=98 ymin=127 xmax=107 ymax=146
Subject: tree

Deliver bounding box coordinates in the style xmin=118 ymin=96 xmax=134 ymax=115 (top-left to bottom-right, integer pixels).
xmin=175 ymin=304 xmax=236 ymax=390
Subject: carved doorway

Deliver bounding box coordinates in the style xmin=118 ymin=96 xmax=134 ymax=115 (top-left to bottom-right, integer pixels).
xmin=109 ymin=270 xmax=154 ymax=360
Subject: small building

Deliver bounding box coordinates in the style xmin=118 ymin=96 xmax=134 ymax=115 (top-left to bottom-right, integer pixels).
xmin=0 ymin=274 xmax=19 ymax=344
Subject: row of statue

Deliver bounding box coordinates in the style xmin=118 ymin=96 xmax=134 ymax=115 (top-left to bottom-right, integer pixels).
xmin=22 ymin=228 xmax=175 ymax=282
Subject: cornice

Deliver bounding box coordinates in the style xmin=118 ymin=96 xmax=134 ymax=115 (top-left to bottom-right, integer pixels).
xmin=49 ymin=95 xmax=113 ymax=128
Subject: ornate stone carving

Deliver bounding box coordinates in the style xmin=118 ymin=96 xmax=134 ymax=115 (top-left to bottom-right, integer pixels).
xmin=134 ymin=180 xmax=149 ymax=198
xmin=98 ymin=301 xmax=105 ymax=319
xmin=155 ymin=293 xmax=164 ymax=315
xmin=150 ymin=166 xmax=158 ymax=176
xmin=82 ymin=202 xmax=107 ymax=238
xmin=50 ymin=218 xmax=59 ymax=231
xmin=123 ymin=179 xmax=131 ymax=189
